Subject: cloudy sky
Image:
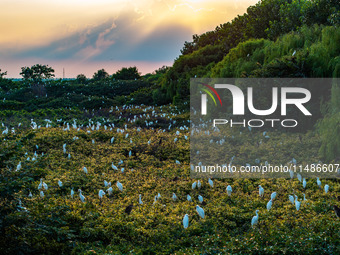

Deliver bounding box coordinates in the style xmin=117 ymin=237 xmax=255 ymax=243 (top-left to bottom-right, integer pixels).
xmin=0 ymin=0 xmax=258 ymax=78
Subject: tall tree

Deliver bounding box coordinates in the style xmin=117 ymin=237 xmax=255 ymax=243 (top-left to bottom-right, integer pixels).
xmin=112 ymin=67 xmax=141 ymax=80
xmin=20 ymin=64 xmax=55 ymax=82
xmin=93 ymin=69 xmax=109 ymax=81
xmin=0 ymin=69 xmax=7 ymax=79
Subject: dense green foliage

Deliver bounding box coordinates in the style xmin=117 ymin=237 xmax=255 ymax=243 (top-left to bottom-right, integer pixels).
xmin=20 ymin=64 xmax=55 ymax=83
xmin=0 ymin=0 xmax=340 ymax=253
xmin=112 ymin=67 xmax=141 ymax=81
xmin=1 ymin=105 xmax=339 ymax=254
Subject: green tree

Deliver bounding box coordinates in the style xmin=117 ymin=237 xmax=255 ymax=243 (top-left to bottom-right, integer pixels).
xmin=93 ymin=69 xmax=109 ymax=81
xmin=20 ymin=64 xmax=55 ymax=83
xmin=76 ymin=74 xmax=87 ymax=84
xmin=112 ymin=66 xmax=141 ymax=80
xmin=0 ymin=68 xmax=7 ymax=79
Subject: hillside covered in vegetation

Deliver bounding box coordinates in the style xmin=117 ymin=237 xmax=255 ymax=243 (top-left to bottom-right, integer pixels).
xmin=0 ymin=0 xmax=340 ymax=254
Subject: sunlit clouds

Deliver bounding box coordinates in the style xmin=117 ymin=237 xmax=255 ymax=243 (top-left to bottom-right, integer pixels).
xmin=0 ymin=0 xmax=258 ymax=77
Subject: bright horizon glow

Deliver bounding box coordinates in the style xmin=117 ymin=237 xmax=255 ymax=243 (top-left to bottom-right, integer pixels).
xmin=0 ymin=0 xmax=259 ymax=78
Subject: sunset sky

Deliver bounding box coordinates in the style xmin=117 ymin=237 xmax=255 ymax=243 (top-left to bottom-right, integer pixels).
xmin=0 ymin=0 xmax=258 ymax=78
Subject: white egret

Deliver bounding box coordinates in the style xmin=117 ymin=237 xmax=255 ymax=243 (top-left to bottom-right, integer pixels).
xmin=325 ymin=184 xmax=329 ymax=193
xmin=192 ymin=181 xmax=197 ymax=189
xmin=251 ymin=210 xmax=259 ymax=226
xmin=83 ymin=167 xmax=88 ymax=174
xmin=112 ymin=164 xmax=118 ymax=170
xmin=226 ymin=185 xmax=232 ymax=196
xmin=16 ymin=162 xmax=21 ymax=171
xmin=43 ymin=181 xmax=48 ymax=190
xmin=289 ymin=169 xmax=294 ymax=179
xmin=172 ymin=193 xmax=178 ymax=201
xmin=297 ymin=173 xmax=302 ymax=182
xmin=107 ymin=187 xmax=113 ymax=195
xmin=289 ymin=195 xmax=295 ymax=205
xmin=197 ymin=180 xmax=201 ymax=189
xmin=295 ymin=195 xmax=301 ymax=211
xmin=38 ymin=178 xmax=43 ymax=190
xmin=317 ymin=177 xmax=321 ymax=188
xmin=303 ymin=178 xmax=306 ymax=189
xmin=99 ymin=190 xmax=105 ymax=199
xmin=208 ymin=178 xmax=213 ymax=187
xmin=198 ymin=195 xmax=203 ymax=203
xmin=58 ymin=180 xmax=63 ymax=187
xmin=187 ymin=194 xmax=192 ymax=202
xmin=267 ymin=200 xmax=272 ymax=211
xmin=259 ymin=185 xmax=264 ymax=197
xmin=183 ymin=214 xmax=189 ymax=229
xmin=71 ymin=188 xmax=74 ymax=198
xmin=116 ymin=181 xmax=123 ymax=192
xmin=157 ymin=193 xmax=161 ymax=199
xmin=78 ymin=189 xmax=85 ymax=203
xmin=28 ymin=191 xmax=33 ymax=198
xmin=139 ymin=194 xmax=143 ymax=205
xmin=271 ymin=192 xmax=277 ymax=200
xmin=196 ymin=205 xmax=205 ymax=219
xmin=40 ymin=191 xmax=44 ymax=198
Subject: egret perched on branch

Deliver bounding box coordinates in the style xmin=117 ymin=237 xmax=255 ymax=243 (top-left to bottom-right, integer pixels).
xmin=58 ymin=180 xmax=63 ymax=187
xmin=208 ymin=178 xmax=213 ymax=187
xmin=267 ymin=200 xmax=272 ymax=211
xmin=289 ymin=195 xmax=295 ymax=205
xmin=303 ymin=178 xmax=306 ymax=189
xmin=295 ymin=195 xmax=301 ymax=211
xmin=226 ymin=185 xmax=232 ymax=196
xmin=43 ymin=181 xmax=48 ymax=190
xmin=83 ymin=167 xmax=88 ymax=174
xmin=28 ymin=191 xmax=32 ymax=198
xmin=116 ymin=181 xmax=123 ymax=192
xmin=157 ymin=193 xmax=161 ymax=199
xmin=324 ymin=184 xmax=329 ymax=193
xmin=40 ymin=191 xmax=44 ymax=198
xmin=16 ymin=162 xmax=21 ymax=171
xmin=196 ymin=205 xmax=205 ymax=219
xmin=71 ymin=188 xmax=74 ymax=198
xmin=183 ymin=214 xmax=189 ymax=229
xmin=197 ymin=180 xmax=201 ymax=189
xmin=192 ymin=181 xmax=197 ymax=189
xmin=251 ymin=210 xmax=259 ymax=227
xmin=259 ymin=185 xmax=264 ymax=197
xmin=198 ymin=195 xmax=203 ymax=203
xmin=38 ymin=178 xmax=43 ymax=190
xmin=187 ymin=194 xmax=192 ymax=202
xmin=172 ymin=193 xmax=178 ymax=201
xmin=297 ymin=173 xmax=302 ymax=183
xmin=271 ymin=192 xmax=277 ymax=200
xmin=317 ymin=177 xmax=321 ymax=188
xmin=107 ymin=187 xmax=113 ymax=195
xmin=112 ymin=164 xmax=118 ymax=170
xmin=99 ymin=190 xmax=105 ymax=199
xmin=139 ymin=194 xmax=143 ymax=205
xmin=289 ymin=169 xmax=294 ymax=179
xmin=78 ymin=189 xmax=85 ymax=203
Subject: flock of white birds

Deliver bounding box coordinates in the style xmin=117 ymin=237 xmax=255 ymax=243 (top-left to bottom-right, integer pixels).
xmin=2 ymin=104 xmax=338 ymax=231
